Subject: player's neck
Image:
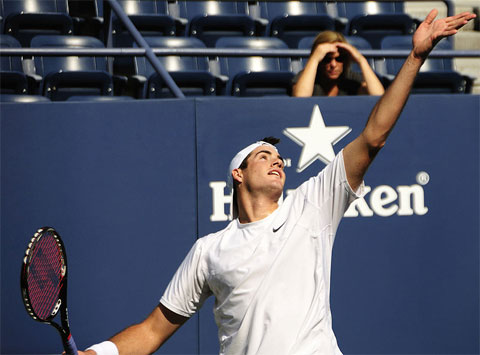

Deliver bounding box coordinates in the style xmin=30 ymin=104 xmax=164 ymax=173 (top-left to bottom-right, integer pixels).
xmin=237 ymin=194 xmax=279 ymax=224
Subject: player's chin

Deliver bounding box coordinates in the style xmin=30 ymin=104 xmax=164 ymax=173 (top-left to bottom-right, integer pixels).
xmin=270 ymin=180 xmax=285 ymax=194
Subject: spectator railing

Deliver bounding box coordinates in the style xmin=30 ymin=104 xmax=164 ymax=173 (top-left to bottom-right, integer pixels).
xmin=1 ymin=48 xmax=478 ymax=58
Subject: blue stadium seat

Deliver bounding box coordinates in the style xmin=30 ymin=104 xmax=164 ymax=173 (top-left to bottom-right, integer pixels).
xmin=259 ymin=1 xmax=335 ymax=49
xmin=1 ymin=0 xmax=73 ymax=46
xmin=335 ymin=1 xmax=415 ymax=48
xmin=66 ymin=95 xmax=134 ymax=101
xmin=0 ymin=94 xmax=50 ymax=102
xmin=379 ymin=35 xmax=472 ymax=94
xmin=68 ymin=0 xmax=104 ymax=38
xmin=111 ymin=0 xmax=176 ymax=46
xmin=30 ymin=35 xmax=119 ymax=100
xmin=0 ymin=34 xmax=29 ymax=94
xmin=177 ymin=0 xmax=259 ymax=47
xmin=132 ymin=37 xmax=219 ymax=98
xmin=215 ymin=37 xmax=294 ymax=96
xmin=107 ymin=0 xmax=177 ymax=76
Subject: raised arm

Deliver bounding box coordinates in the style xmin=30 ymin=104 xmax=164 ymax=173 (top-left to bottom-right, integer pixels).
xmin=79 ymin=304 xmax=188 ymax=355
xmin=343 ymin=9 xmax=476 ymax=190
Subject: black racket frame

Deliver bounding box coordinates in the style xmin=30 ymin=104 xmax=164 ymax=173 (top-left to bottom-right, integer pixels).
xmin=20 ymin=226 xmax=74 ymax=350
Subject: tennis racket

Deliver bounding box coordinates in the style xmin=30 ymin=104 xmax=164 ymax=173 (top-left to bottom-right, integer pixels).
xmin=20 ymin=227 xmax=78 ymax=355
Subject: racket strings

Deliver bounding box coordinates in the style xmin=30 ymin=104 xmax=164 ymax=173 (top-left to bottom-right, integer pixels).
xmin=27 ymin=233 xmax=64 ymax=320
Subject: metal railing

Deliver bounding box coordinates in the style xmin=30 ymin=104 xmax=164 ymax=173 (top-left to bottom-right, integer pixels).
xmin=1 ymin=47 xmax=479 ymax=58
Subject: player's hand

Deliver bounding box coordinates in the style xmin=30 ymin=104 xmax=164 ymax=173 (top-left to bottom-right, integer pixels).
xmin=63 ymin=351 xmax=95 ymax=355
xmin=412 ymin=9 xmax=476 ymax=59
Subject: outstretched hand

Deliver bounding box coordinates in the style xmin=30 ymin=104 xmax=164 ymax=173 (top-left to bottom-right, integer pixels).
xmin=413 ymin=9 xmax=476 ymax=59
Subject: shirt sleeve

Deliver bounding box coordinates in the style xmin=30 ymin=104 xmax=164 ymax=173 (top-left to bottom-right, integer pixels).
xmin=160 ymin=238 xmax=211 ymax=318
xmin=296 ymin=149 xmax=365 ymax=230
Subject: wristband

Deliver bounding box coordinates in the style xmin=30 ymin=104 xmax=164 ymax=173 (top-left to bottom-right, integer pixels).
xmin=86 ymin=341 xmax=119 ymax=355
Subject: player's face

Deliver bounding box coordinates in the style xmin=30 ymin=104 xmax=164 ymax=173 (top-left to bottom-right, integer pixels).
xmin=320 ymin=50 xmax=345 ymax=80
xmin=241 ymin=145 xmax=286 ymax=195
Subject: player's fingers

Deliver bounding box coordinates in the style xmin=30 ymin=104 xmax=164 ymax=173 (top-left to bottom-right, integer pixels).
xmin=424 ymin=9 xmax=438 ymax=24
xmin=445 ymin=12 xmax=476 ymax=29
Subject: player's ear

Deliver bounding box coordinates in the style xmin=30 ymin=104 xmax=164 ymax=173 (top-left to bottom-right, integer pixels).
xmin=232 ymin=169 xmax=243 ymax=184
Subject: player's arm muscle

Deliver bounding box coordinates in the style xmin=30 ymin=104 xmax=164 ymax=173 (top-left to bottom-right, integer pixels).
xmin=109 ymin=304 xmax=188 ymax=354
xmin=343 ymin=9 xmax=475 ymax=191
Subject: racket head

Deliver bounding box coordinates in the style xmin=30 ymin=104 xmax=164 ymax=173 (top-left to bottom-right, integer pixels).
xmin=20 ymin=227 xmax=68 ymax=323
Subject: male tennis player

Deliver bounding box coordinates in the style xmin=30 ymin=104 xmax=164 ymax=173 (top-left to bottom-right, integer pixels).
xmin=81 ymin=9 xmax=476 ymax=355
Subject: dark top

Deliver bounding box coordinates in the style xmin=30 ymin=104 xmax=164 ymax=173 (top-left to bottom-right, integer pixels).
xmin=292 ymin=69 xmax=364 ymax=96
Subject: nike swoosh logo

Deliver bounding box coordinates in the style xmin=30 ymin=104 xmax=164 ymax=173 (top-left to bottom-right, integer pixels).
xmin=273 ymin=221 xmax=286 ymax=233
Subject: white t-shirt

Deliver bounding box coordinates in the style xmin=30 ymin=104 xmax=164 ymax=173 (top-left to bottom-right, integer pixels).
xmin=160 ymin=151 xmax=364 ymax=354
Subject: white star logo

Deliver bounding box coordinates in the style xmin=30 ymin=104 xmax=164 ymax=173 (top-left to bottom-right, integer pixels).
xmin=283 ymin=105 xmax=351 ymax=172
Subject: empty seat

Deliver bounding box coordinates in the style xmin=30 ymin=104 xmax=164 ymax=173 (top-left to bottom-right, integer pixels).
xmin=0 ymin=94 xmax=50 ymax=102
xmin=259 ymin=1 xmax=335 ymax=49
xmin=111 ymin=0 xmax=176 ymax=46
xmin=379 ymin=35 xmax=472 ymax=93
xmin=216 ymin=37 xmax=294 ymax=96
xmin=30 ymin=35 xmax=117 ymax=100
xmin=66 ymin=95 xmax=134 ymax=101
xmin=0 ymin=34 xmax=29 ymax=94
xmin=68 ymin=0 xmax=103 ymax=38
xmin=132 ymin=37 xmax=219 ymax=98
xmin=335 ymin=1 xmax=415 ymax=48
xmin=177 ymin=0 xmax=259 ymax=47
xmin=1 ymin=0 xmax=73 ymax=46
xmin=105 ymin=0 xmax=178 ymax=77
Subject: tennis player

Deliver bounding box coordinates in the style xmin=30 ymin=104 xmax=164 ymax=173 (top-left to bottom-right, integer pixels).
xmin=81 ymin=9 xmax=476 ymax=355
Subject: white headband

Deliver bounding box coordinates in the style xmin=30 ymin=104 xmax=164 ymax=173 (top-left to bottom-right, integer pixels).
xmin=227 ymin=141 xmax=277 ymax=189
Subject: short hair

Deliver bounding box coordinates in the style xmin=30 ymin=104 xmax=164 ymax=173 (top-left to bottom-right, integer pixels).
xmin=238 ymin=137 xmax=280 ymax=170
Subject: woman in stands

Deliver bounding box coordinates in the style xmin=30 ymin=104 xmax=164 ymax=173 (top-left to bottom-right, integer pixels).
xmin=292 ymin=31 xmax=385 ymax=97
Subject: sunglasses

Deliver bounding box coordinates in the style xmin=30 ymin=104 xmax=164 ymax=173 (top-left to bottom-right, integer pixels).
xmin=321 ymin=53 xmax=348 ymax=65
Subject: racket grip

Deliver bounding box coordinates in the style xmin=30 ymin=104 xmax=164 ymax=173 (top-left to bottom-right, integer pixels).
xmin=65 ymin=334 xmax=78 ymax=355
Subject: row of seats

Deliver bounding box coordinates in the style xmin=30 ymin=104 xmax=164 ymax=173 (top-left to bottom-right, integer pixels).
xmin=0 ymin=0 xmax=419 ymax=49
xmin=1 ymin=33 xmax=472 ymax=101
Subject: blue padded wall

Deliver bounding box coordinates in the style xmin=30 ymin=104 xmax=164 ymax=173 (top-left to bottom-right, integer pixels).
xmin=1 ymin=95 xmax=479 ymax=354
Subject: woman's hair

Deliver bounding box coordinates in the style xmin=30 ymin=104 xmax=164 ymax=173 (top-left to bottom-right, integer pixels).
xmin=311 ymin=30 xmax=351 ymax=73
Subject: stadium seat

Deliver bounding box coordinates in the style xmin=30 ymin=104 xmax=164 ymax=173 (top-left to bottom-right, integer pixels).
xmin=111 ymin=0 xmax=176 ymax=45
xmin=0 ymin=34 xmax=29 ymax=94
xmin=30 ymin=35 xmax=121 ymax=100
xmin=66 ymin=95 xmax=134 ymax=101
xmin=335 ymin=1 xmax=415 ymax=48
xmin=132 ymin=37 xmax=220 ymax=98
xmin=105 ymin=0 xmax=178 ymax=77
xmin=215 ymin=37 xmax=294 ymax=96
xmin=378 ymin=35 xmax=472 ymax=94
xmin=0 ymin=94 xmax=50 ymax=102
xmin=258 ymin=1 xmax=335 ymax=49
xmin=177 ymin=0 xmax=259 ymax=47
xmin=68 ymin=0 xmax=103 ymax=38
xmin=1 ymin=0 xmax=73 ymax=46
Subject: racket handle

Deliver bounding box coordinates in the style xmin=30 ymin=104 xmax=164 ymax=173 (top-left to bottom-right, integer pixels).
xmin=65 ymin=334 xmax=78 ymax=355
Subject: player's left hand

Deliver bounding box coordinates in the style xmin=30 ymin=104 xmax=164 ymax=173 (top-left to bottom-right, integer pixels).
xmin=412 ymin=9 xmax=476 ymax=59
